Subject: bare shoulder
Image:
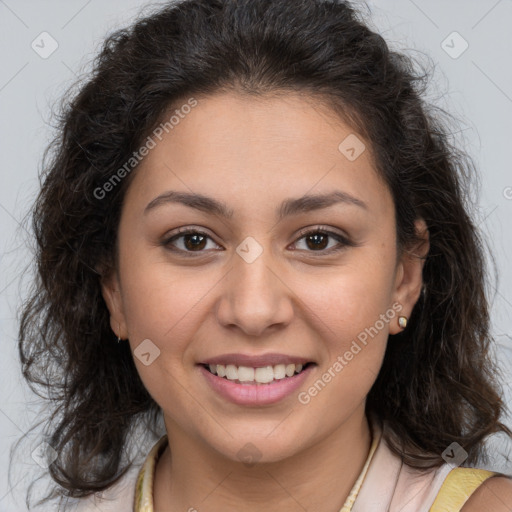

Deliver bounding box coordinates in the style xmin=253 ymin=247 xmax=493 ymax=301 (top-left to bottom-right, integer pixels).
xmin=460 ymin=476 xmax=512 ymax=512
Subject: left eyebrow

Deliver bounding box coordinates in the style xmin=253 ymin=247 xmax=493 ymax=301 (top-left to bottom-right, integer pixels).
xmin=143 ymin=190 xmax=368 ymax=219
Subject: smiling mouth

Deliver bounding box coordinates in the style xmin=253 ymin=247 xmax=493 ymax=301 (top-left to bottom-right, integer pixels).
xmin=201 ymin=362 xmax=315 ymax=385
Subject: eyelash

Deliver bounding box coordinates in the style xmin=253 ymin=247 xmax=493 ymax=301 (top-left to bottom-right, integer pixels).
xmin=161 ymin=226 xmax=355 ymax=257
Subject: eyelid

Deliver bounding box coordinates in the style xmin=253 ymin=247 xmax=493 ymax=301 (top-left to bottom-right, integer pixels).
xmin=294 ymin=225 xmax=351 ymax=243
xmin=292 ymin=225 xmax=355 ymax=254
xmin=161 ymin=226 xmax=222 ymax=254
xmin=161 ymin=225 xmax=355 ymax=256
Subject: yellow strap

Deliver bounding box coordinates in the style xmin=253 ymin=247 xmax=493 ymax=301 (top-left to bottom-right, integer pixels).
xmin=430 ymin=467 xmax=497 ymax=511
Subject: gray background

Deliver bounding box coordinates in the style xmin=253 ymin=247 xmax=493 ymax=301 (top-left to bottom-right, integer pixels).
xmin=1 ymin=0 xmax=511 ymax=509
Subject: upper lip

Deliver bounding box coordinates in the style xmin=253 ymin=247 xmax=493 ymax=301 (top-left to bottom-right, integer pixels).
xmin=199 ymin=353 xmax=314 ymax=367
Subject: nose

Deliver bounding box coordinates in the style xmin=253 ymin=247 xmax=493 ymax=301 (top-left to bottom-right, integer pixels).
xmin=215 ymin=242 xmax=294 ymax=337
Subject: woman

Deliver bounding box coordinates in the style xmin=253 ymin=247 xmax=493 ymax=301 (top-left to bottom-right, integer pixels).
xmin=17 ymin=0 xmax=512 ymax=510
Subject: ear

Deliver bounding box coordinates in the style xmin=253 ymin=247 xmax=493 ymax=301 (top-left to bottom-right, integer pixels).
xmin=389 ymin=218 xmax=429 ymax=335
xmin=100 ymin=270 xmax=129 ymax=340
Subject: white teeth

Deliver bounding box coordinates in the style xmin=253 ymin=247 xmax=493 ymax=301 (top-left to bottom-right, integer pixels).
xmin=225 ymin=364 xmax=238 ymax=380
xmin=207 ymin=362 xmax=308 ymax=383
xmin=255 ymin=366 xmax=274 ymax=384
xmin=238 ymin=366 xmax=255 ymax=382
xmin=273 ymin=364 xmax=286 ymax=379
xmin=285 ymin=364 xmax=295 ymax=377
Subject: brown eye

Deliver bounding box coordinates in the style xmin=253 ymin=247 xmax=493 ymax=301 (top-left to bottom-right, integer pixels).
xmin=182 ymin=233 xmax=207 ymax=251
xmin=304 ymin=232 xmax=329 ymax=250
xmin=293 ymin=227 xmax=354 ymax=254
xmin=162 ymin=229 xmax=222 ymax=255
xmin=162 ymin=226 xmax=354 ymax=257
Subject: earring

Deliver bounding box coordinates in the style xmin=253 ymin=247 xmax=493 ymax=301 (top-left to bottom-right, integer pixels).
xmin=116 ymin=322 xmax=122 ymax=343
xmin=398 ymin=316 xmax=408 ymax=329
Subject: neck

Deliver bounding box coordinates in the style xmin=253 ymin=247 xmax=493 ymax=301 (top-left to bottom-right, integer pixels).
xmin=154 ymin=408 xmax=373 ymax=512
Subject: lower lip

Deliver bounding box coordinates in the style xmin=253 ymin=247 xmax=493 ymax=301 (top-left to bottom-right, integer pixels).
xmin=199 ymin=365 xmax=315 ymax=406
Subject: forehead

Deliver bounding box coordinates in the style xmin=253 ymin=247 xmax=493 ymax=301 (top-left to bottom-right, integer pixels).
xmin=123 ymin=91 xmax=393 ymax=220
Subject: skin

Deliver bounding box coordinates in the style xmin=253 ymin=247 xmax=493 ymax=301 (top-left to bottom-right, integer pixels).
xmin=461 ymin=476 xmax=512 ymax=511
xmin=101 ymin=91 xmax=431 ymax=511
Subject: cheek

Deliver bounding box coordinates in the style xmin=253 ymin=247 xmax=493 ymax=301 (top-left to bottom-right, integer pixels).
xmin=118 ymin=254 xmax=212 ymax=407
xmin=293 ymin=255 xmax=396 ymax=409
xmin=116 ymin=237 xmax=212 ymax=356
xmin=121 ymin=265 xmax=214 ymax=352
xmin=295 ymin=267 xmax=393 ymax=415
xmin=299 ymin=258 xmax=396 ymax=348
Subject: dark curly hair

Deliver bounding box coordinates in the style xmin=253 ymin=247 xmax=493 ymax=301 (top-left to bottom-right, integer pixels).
xmin=14 ymin=0 xmax=512 ymax=508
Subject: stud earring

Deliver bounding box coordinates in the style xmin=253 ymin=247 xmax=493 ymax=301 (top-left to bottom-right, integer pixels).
xmin=398 ymin=316 xmax=408 ymax=329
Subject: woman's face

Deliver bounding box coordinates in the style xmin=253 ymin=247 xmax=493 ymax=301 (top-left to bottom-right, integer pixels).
xmin=102 ymin=91 xmax=427 ymax=463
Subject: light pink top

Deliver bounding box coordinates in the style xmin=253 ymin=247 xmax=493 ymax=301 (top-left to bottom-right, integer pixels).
xmin=67 ymin=418 xmax=456 ymax=511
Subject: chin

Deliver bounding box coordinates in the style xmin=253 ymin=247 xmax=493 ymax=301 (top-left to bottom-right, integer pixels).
xmin=204 ymin=424 xmax=313 ymax=466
